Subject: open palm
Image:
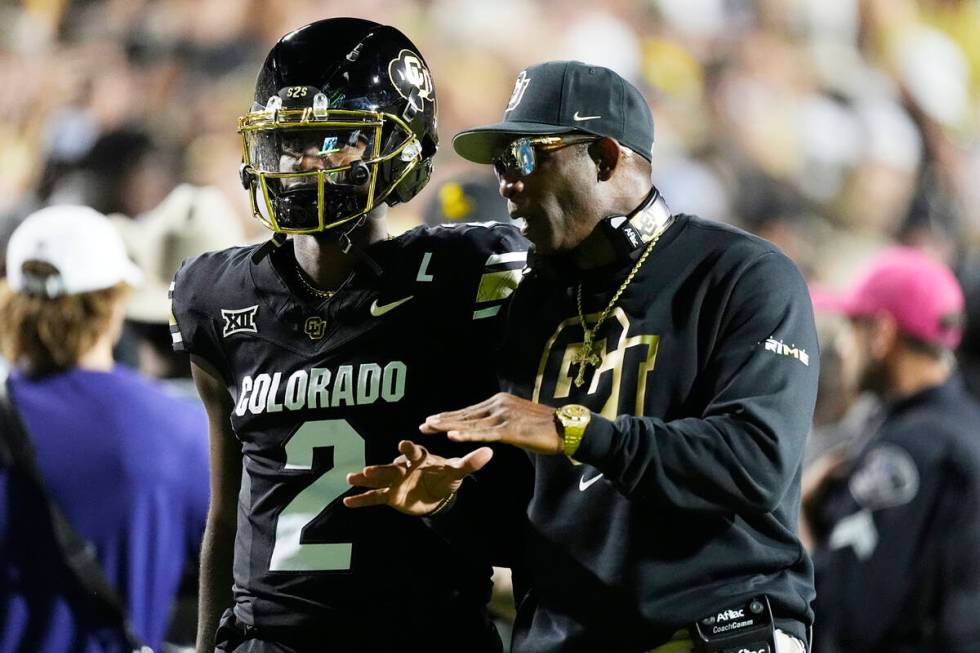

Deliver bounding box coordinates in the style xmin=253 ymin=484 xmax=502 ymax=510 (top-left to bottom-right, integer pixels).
xmin=344 ymin=440 xmax=493 ymax=516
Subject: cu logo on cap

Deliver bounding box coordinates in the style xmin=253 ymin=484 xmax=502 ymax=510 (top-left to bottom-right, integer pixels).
xmin=506 ymin=70 xmax=531 ymax=112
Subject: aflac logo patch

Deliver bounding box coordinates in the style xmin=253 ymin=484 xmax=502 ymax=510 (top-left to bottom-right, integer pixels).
xmin=716 ymin=608 xmax=745 ymax=622
xmin=506 ymin=70 xmax=531 ymax=112
xmin=388 ymin=49 xmax=433 ymax=112
xmin=222 ymin=305 xmax=259 ymax=338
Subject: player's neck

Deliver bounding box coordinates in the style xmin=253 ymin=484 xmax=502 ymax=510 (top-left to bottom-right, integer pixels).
xmin=293 ymin=213 xmax=388 ymax=291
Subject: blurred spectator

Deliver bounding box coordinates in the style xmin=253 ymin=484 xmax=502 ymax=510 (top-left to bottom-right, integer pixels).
xmin=68 ymin=127 xmax=180 ymax=219
xmin=0 ymin=205 xmax=209 ymax=652
xmin=805 ymin=287 xmax=882 ymax=466
xmin=2 ymin=0 xmax=976 ymax=257
xmin=422 ymin=174 xmax=513 ymax=226
xmin=958 ymin=255 xmax=980 ymax=400
xmin=114 ymin=183 xmax=246 ymax=391
xmin=801 ymin=247 xmax=980 ymax=652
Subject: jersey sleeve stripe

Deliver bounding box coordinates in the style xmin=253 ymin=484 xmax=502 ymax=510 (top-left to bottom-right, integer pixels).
xmin=485 ymin=251 xmax=528 ymax=267
xmin=472 ymin=306 xmax=502 ymax=320
xmin=475 ymin=269 xmax=522 ymax=304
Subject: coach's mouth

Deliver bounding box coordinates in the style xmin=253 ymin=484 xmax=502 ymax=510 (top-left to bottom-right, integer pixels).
xmin=519 ymin=216 xmax=552 ymax=249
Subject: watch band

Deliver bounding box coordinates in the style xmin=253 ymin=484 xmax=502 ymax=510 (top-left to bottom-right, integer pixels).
xmin=555 ymin=404 xmax=591 ymax=458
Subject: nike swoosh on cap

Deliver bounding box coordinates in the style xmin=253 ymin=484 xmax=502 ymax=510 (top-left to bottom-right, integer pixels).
xmin=573 ymin=111 xmax=601 ymax=121
xmin=579 ymin=473 xmax=604 ymax=491
xmin=369 ymin=295 xmax=414 ymax=317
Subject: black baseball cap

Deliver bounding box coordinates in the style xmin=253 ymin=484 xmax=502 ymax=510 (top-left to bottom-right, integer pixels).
xmin=453 ymin=60 xmax=655 ymax=164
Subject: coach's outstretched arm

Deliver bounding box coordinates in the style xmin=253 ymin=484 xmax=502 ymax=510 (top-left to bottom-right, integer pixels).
xmin=190 ymin=357 xmax=241 ymax=653
xmin=421 ymin=252 xmax=819 ymax=515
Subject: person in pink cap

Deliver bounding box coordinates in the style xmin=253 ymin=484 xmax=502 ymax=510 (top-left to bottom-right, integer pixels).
xmin=801 ymin=246 xmax=980 ymax=652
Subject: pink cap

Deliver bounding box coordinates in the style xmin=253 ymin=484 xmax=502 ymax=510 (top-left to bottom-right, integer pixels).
xmin=832 ymin=247 xmax=964 ymax=348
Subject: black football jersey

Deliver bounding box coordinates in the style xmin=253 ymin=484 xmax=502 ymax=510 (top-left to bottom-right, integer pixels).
xmin=170 ymin=222 xmax=527 ymax=643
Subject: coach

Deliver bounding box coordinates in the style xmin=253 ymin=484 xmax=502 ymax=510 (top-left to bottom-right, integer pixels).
xmin=347 ymin=61 xmax=818 ymax=653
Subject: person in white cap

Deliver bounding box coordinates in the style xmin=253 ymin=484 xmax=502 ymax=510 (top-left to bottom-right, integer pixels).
xmin=0 ymin=205 xmax=209 ymax=653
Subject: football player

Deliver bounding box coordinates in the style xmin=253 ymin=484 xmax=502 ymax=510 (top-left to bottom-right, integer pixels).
xmin=169 ymin=18 xmax=528 ymax=653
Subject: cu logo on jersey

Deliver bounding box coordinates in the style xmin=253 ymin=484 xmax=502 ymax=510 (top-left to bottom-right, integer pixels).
xmin=222 ymin=305 xmax=259 ymax=337
xmin=388 ymin=49 xmax=433 ymax=112
xmin=532 ymin=307 xmax=660 ymax=419
xmin=506 ymin=70 xmax=531 ymax=112
xmin=304 ymin=316 xmax=326 ymax=340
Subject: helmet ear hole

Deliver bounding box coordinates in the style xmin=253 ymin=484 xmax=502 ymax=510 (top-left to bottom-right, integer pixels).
xmin=349 ymin=161 xmax=370 ymax=185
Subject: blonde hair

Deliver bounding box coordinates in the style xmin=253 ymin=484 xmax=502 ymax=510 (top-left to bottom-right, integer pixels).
xmin=0 ymin=271 xmax=130 ymax=375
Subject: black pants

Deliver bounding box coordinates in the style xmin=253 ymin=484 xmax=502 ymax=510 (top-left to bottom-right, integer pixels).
xmin=214 ymin=605 xmax=503 ymax=653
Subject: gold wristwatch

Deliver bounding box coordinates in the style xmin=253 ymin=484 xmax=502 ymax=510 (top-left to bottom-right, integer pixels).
xmin=554 ymin=404 xmax=591 ymax=457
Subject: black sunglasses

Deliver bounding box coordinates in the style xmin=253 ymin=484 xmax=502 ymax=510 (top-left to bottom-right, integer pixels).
xmin=491 ymin=134 xmax=599 ymax=179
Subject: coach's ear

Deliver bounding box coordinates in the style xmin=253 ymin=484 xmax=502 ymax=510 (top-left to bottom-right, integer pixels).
xmin=590 ymin=138 xmax=622 ymax=182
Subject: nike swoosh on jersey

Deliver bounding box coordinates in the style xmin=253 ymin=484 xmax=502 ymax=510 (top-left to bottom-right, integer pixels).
xmin=579 ymin=473 xmax=604 ymax=491
xmin=369 ymin=295 xmax=414 ymax=317
xmin=573 ymin=111 xmax=601 ymax=121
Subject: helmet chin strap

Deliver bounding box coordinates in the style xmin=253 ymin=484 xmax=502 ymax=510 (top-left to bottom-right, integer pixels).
xmin=334 ymin=214 xmax=385 ymax=277
xmin=250 ymin=210 xmax=384 ymax=277
xmin=250 ymin=231 xmax=288 ymax=264
xmin=336 ymin=214 xmax=367 ymax=254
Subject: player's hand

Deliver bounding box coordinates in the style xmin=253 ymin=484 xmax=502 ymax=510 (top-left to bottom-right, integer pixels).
xmin=344 ymin=440 xmax=492 ymax=515
xmin=421 ymin=392 xmax=563 ymax=455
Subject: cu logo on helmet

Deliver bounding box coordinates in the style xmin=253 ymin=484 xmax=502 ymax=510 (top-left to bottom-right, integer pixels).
xmin=388 ymin=49 xmax=433 ymax=110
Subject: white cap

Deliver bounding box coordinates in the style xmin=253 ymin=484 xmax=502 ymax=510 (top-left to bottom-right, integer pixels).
xmin=6 ymin=205 xmax=143 ymax=298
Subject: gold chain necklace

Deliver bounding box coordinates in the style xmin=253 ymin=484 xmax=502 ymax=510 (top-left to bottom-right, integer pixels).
xmin=572 ymin=233 xmax=663 ymax=388
xmin=294 ymin=263 xmax=336 ymax=300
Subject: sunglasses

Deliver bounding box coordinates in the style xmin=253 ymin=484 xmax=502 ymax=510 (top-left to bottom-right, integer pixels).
xmin=491 ymin=134 xmax=599 ymax=178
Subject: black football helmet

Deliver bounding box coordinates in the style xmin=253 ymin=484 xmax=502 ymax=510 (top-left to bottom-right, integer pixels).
xmin=239 ymin=18 xmax=438 ymax=234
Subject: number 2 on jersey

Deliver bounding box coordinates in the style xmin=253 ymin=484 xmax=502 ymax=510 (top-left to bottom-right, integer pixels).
xmin=269 ymin=419 xmax=365 ymax=572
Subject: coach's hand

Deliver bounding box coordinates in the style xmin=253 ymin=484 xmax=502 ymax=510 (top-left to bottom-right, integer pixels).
xmin=421 ymin=392 xmax=563 ymax=455
xmin=344 ymin=440 xmax=492 ymax=515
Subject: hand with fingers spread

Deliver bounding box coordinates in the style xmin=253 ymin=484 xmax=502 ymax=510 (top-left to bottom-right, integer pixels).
xmin=344 ymin=440 xmax=494 ymax=515
xmin=421 ymin=392 xmax=563 ymax=455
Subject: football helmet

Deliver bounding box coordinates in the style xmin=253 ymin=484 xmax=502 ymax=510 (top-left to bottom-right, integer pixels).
xmin=239 ymin=18 xmax=438 ymax=234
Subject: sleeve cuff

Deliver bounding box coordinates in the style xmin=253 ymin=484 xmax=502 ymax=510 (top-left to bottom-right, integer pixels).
xmin=571 ymin=412 xmax=617 ymax=465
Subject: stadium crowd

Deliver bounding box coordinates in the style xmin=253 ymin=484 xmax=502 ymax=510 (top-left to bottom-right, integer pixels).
xmin=1 ymin=0 xmax=980 ymax=651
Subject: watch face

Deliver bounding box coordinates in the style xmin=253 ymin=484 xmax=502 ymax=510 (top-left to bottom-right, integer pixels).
xmin=561 ymin=404 xmax=590 ymax=420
